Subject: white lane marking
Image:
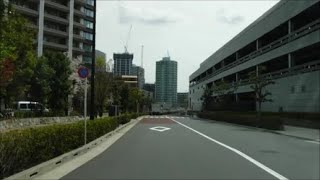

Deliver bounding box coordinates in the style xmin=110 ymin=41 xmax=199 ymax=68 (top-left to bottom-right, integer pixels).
xmin=305 ymin=140 xmax=320 ymax=145
xmin=168 ymin=117 xmax=288 ymax=180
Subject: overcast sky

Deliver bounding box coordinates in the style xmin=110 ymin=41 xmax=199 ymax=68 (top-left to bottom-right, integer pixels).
xmin=96 ymin=0 xmax=279 ymax=92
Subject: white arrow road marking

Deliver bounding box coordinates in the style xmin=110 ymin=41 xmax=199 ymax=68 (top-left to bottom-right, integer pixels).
xmin=149 ymin=126 xmax=171 ymax=132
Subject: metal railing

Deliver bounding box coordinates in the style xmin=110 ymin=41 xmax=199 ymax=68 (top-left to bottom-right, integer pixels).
xmin=231 ymin=60 xmax=320 ymax=87
xmin=191 ymin=19 xmax=320 ymax=87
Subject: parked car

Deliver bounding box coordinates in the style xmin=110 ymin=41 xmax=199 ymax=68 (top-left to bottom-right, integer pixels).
xmin=13 ymin=101 xmax=49 ymax=113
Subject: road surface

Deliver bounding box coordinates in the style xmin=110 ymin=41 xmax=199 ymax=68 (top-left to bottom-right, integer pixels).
xmin=62 ymin=116 xmax=320 ymax=180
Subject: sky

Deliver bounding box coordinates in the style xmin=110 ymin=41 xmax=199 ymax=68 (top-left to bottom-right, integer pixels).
xmin=95 ymin=0 xmax=280 ymax=92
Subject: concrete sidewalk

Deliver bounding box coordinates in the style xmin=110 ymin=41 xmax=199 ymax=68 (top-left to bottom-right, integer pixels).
xmin=275 ymin=125 xmax=320 ymax=142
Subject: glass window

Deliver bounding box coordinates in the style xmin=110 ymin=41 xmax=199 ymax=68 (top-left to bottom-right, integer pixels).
xmin=83 ymin=44 xmax=92 ymax=52
xmin=20 ymin=104 xmax=27 ymax=109
xmin=84 ymin=20 xmax=93 ymax=29
xmin=86 ymin=0 xmax=94 ymax=6
xmin=84 ymin=8 xmax=94 ymax=17
xmin=83 ymin=32 xmax=93 ymax=40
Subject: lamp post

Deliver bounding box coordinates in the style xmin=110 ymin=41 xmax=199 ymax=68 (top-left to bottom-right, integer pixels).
xmin=90 ymin=0 xmax=97 ymax=120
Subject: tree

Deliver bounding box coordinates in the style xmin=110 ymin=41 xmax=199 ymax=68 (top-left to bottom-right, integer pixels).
xmin=28 ymin=56 xmax=54 ymax=104
xmin=212 ymin=80 xmax=238 ymax=103
xmin=119 ymin=84 xmax=130 ymax=112
xmin=0 ymin=6 xmax=36 ymax=108
xmin=201 ymin=87 xmax=213 ymax=111
xmin=248 ymin=66 xmax=275 ymax=126
xmin=129 ymin=88 xmax=144 ymax=113
xmin=95 ymin=56 xmax=112 ymax=116
xmin=45 ymin=52 xmax=72 ymax=114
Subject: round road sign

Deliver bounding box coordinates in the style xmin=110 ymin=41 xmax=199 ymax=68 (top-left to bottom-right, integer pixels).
xmin=78 ymin=66 xmax=89 ymax=78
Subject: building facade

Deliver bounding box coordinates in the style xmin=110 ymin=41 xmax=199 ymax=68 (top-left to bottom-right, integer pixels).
xmin=143 ymin=83 xmax=155 ymax=100
xmin=113 ymin=53 xmax=133 ymax=76
xmin=121 ymin=75 xmax=138 ymax=88
xmin=189 ymin=0 xmax=320 ymax=112
xmin=177 ymin=92 xmax=188 ymax=109
xmin=131 ymin=64 xmax=145 ymax=89
xmin=155 ymin=57 xmax=178 ymax=106
xmin=10 ymin=0 xmax=95 ymax=64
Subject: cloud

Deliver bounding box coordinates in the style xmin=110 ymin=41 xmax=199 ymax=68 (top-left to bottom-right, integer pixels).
xmin=118 ymin=4 xmax=183 ymax=25
xmin=216 ymin=9 xmax=244 ymax=25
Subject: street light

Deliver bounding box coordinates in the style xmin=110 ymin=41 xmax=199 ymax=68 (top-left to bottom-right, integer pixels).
xmin=90 ymin=0 xmax=97 ymax=120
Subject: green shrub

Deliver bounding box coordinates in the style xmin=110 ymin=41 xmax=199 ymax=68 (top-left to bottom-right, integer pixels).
xmin=0 ymin=114 xmax=140 ymax=179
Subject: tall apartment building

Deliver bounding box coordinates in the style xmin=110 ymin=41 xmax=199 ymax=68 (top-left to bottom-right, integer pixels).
xmin=155 ymin=57 xmax=178 ymax=106
xmin=189 ymin=0 xmax=320 ymax=112
xmin=131 ymin=64 xmax=145 ymax=89
xmin=10 ymin=0 xmax=95 ymax=64
xmin=113 ymin=53 xmax=133 ymax=76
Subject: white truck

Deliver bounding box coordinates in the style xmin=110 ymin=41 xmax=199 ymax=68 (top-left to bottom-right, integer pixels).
xmin=151 ymin=103 xmax=162 ymax=115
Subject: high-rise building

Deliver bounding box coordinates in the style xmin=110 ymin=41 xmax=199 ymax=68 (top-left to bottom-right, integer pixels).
xmin=131 ymin=64 xmax=145 ymax=89
xmin=113 ymin=53 xmax=133 ymax=76
xmin=9 ymin=0 xmax=95 ymax=64
xmin=155 ymin=57 xmax=178 ymax=106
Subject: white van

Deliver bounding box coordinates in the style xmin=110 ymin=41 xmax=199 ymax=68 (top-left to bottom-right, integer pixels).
xmin=14 ymin=101 xmax=49 ymax=112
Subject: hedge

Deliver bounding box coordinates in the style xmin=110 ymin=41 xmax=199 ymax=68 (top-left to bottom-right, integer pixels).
xmin=0 ymin=113 xmax=139 ymax=179
xmin=197 ymin=111 xmax=284 ymax=130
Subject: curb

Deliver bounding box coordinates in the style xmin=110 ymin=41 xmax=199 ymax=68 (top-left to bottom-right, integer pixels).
xmin=193 ymin=116 xmax=320 ymax=142
xmin=5 ymin=116 xmax=146 ymax=180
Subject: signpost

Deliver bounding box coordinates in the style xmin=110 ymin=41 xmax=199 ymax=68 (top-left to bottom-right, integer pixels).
xmin=78 ymin=66 xmax=89 ymax=145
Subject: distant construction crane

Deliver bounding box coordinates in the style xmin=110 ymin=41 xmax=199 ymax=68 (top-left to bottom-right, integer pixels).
xmin=124 ymin=25 xmax=132 ymax=53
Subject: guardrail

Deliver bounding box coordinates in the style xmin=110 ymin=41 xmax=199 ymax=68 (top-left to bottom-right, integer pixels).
xmin=191 ymin=19 xmax=320 ymax=87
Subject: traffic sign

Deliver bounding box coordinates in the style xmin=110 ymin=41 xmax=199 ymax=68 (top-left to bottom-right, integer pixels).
xmin=78 ymin=66 xmax=89 ymax=79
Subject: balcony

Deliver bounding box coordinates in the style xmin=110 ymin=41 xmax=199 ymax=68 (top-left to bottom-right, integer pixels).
xmin=12 ymin=4 xmax=38 ymax=17
xmin=73 ymin=22 xmax=86 ymax=29
xmin=74 ymin=9 xmax=86 ymax=17
xmin=43 ymin=41 xmax=68 ymax=51
xmin=73 ymin=47 xmax=85 ymax=54
xmin=75 ymin=0 xmax=86 ymax=5
xmin=45 ymin=1 xmax=69 ymax=12
xmin=73 ymin=34 xmax=85 ymax=41
xmin=43 ymin=27 xmax=68 ymax=37
xmin=44 ymin=13 xmax=68 ymax=24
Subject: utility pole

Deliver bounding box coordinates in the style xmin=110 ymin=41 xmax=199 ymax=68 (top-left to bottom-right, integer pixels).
xmin=90 ymin=0 xmax=97 ymax=120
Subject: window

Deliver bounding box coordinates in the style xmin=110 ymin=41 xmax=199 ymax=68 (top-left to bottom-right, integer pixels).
xmin=83 ymin=32 xmax=93 ymax=40
xmin=84 ymin=8 xmax=94 ymax=17
xmin=301 ymin=85 xmax=306 ymax=93
xmin=86 ymin=0 xmax=94 ymax=6
xmin=84 ymin=20 xmax=93 ymax=29
xmin=83 ymin=44 xmax=92 ymax=52
xmin=20 ymin=104 xmax=27 ymax=109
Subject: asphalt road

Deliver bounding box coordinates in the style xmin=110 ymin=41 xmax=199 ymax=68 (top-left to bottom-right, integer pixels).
xmin=62 ymin=116 xmax=320 ymax=180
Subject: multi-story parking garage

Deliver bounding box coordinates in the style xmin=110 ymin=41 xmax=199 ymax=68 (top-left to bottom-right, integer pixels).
xmin=189 ymin=0 xmax=320 ymax=112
